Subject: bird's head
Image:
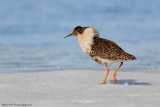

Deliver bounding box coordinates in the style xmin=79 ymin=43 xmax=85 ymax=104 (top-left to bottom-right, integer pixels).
xmin=64 ymin=26 xmax=100 ymax=39
xmin=64 ymin=26 xmax=88 ymax=38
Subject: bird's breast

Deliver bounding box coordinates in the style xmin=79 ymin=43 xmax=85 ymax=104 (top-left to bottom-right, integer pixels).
xmin=77 ymin=35 xmax=93 ymax=54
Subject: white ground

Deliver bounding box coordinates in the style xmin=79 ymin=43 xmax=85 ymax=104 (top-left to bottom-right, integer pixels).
xmin=0 ymin=70 xmax=160 ymax=107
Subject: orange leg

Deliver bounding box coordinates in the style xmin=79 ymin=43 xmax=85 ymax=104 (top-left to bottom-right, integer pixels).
xmin=113 ymin=62 xmax=123 ymax=84
xmin=99 ymin=65 xmax=110 ymax=84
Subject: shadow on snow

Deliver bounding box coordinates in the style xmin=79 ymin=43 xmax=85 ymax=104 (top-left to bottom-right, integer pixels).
xmin=110 ymin=79 xmax=151 ymax=85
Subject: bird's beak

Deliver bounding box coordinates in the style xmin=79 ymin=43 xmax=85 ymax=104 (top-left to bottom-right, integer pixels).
xmin=64 ymin=33 xmax=72 ymax=38
xmin=64 ymin=31 xmax=76 ymax=38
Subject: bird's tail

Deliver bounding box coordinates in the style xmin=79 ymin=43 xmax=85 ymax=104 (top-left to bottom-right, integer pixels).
xmin=127 ymin=53 xmax=136 ymax=60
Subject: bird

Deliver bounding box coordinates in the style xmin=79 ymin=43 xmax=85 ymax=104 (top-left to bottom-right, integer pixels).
xmin=64 ymin=26 xmax=136 ymax=84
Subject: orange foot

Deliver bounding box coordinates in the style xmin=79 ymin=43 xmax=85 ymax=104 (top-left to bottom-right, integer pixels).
xmin=113 ymin=73 xmax=117 ymax=84
xmin=99 ymin=81 xmax=107 ymax=84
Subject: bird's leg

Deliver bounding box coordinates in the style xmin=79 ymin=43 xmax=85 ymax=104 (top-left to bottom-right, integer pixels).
xmin=99 ymin=65 xmax=110 ymax=84
xmin=113 ymin=62 xmax=123 ymax=84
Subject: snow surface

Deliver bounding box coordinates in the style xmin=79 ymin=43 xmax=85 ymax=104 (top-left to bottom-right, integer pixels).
xmin=0 ymin=70 xmax=160 ymax=107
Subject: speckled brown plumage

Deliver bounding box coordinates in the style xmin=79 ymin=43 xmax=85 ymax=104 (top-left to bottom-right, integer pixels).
xmin=90 ymin=37 xmax=136 ymax=61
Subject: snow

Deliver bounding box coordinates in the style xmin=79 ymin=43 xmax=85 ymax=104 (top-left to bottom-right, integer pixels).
xmin=0 ymin=70 xmax=160 ymax=107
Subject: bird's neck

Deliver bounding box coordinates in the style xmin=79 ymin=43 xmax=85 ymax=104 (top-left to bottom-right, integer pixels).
xmin=77 ymin=28 xmax=96 ymax=54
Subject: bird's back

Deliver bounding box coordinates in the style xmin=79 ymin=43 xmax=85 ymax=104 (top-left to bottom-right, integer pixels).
xmin=90 ymin=37 xmax=136 ymax=62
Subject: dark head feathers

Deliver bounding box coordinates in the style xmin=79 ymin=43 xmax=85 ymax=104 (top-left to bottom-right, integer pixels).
xmin=74 ymin=26 xmax=89 ymax=34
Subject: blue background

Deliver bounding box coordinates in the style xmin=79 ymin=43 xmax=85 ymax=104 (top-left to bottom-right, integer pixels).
xmin=0 ymin=0 xmax=160 ymax=73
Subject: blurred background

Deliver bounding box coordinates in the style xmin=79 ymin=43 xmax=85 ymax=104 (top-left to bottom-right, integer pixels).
xmin=0 ymin=0 xmax=160 ymax=73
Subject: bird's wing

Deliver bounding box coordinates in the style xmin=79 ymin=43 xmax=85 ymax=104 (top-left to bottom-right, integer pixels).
xmin=90 ymin=37 xmax=136 ymax=60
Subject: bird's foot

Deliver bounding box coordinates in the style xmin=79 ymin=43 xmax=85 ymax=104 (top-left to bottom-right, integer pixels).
xmin=113 ymin=73 xmax=117 ymax=84
xmin=99 ymin=81 xmax=107 ymax=84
